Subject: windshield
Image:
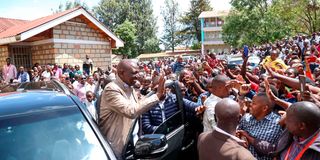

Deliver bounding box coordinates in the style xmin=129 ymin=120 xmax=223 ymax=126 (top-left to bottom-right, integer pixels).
xmin=0 ymin=107 xmax=108 ymax=160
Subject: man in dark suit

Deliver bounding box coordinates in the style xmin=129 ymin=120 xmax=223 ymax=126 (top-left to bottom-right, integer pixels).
xmin=198 ymin=98 xmax=255 ymax=160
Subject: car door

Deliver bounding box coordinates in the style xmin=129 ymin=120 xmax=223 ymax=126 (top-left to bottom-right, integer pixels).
xmin=153 ymin=110 xmax=185 ymax=160
xmin=151 ymin=81 xmax=187 ymax=160
xmin=123 ymin=81 xmax=192 ymax=160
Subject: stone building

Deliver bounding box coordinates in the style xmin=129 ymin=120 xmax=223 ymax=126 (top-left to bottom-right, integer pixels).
xmin=0 ymin=7 xmax=123 ymax=70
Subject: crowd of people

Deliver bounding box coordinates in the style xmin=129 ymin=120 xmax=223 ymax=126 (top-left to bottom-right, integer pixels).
xmin=1 ymin=32 xmax=320 ymax=160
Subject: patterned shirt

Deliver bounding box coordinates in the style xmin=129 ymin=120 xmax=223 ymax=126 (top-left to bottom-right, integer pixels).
xmin=239 ymin=112 xmax=283 ymax=160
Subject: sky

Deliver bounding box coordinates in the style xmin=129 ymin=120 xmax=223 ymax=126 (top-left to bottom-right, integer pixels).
xmin=0 ymin=0 xmax=231 ymax=36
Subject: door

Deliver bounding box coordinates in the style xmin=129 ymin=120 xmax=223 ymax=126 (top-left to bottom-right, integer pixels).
xmin=123 ymin=81 xmax=192 ymax=160
xmin=153 ymin=111 xmax=185 ymax=160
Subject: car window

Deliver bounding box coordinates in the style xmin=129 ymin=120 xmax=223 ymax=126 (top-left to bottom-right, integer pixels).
xmin=153 ymin=110 xmax=183 ymax=135
xmin=0 ymin=107 xmax=108 ymax=160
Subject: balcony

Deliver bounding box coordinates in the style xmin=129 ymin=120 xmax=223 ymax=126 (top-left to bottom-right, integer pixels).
xmin=204 ymin=22 xmax=224 ymax=28
xmin=203 ymin=40 xmax=225 ymax=45
xmin=203 ymin=27 xmax=222 ymax=32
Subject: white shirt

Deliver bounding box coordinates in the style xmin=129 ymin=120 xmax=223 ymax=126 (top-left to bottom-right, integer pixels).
xmin=202 ymin=94 xmax=222 ymax=132
xmin=85 ymin=83 xmax=96 ymax=93
xmin=214 ymin=126 xmax=245 ymax=143
xmin=41 ymin=71 xmax=51 ymax=81
xmin=84 ymin=100 xmax=98 ymax=122
xmin=159 ymin=100 xmax=166 ymax=122
xmin=72 ymin=81 xmax=79 ymax=89
xmin=84 ymin=58 xmax=93 ymax=65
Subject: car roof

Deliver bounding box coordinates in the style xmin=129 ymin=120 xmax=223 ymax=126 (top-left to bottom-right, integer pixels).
xmin=0 ymin=80 xmax=71 ymax=94
xmin=0 ymin=91 xmax=77 ymax=118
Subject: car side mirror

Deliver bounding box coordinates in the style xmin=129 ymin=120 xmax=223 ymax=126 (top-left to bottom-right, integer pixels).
xmin=134 ymin=134 xmax=167 ymax=159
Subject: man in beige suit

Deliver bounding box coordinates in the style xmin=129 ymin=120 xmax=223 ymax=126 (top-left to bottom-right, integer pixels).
xmin=198 ymin=98 xmax=255 ymax=160
xmin=99 ymin=59 xmax=165 ymax=159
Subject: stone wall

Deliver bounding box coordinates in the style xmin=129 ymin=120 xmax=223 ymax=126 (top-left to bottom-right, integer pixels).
xmin=52 ymin=16 xmax=112 ymax=69
xmin=52 ymin=17 xmax=109 ymax=42
xmin=54 ymin=43 xmax=112 ymax=69
xmin=0 ymin=45 xmax=9 ymax=67
xmin=31 ymin=43 xmax=55 ymax=65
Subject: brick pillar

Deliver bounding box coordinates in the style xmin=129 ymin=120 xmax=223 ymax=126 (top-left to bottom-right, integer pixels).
xmin=0 ymin=45 xmax=9 ymax=67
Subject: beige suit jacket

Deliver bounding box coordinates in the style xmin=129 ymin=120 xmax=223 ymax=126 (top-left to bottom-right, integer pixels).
xmin=99 ymin=76 xmax=159 ymax=159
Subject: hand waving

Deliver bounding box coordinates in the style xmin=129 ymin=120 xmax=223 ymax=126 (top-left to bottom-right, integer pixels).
xmin=156 ymin=71 xmax=166 ymax=100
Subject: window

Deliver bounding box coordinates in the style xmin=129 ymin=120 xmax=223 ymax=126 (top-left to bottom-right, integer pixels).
xmin=9 ymin=46 xmax=32 ymax=69
xmin=153 ymin=111 xmax=183 ymax=135
xmin=0 ymin=107 xmax=108 ymax=160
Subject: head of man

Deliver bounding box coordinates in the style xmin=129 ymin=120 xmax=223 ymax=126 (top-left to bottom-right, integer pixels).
xmin=250 ymin=93 xmax=274 ymax=120
xmin=270 ymin=50 xmax=279 ymax=61
xmin=215 ymin=98 xmax=241 ymax=132
xmin=87 ymin=75 xmax=94 ymax=85
xmin=19 ymin=66 xmax=24 ymax=73
xmin=286 ymin=101 xmax=320 ymax=138
xmin=179 ymin=69 xmax=192 ymax=83
xmin=177 ymin=56 xmax=183 ymax=63
xmin=292 ymin=63 xmax=304 ymax=74
xmin=117 ymin=59 xmax=139 ymax=86
xmin=209 ymin=53 xmax=216 ymax=59
xmin=6 ymin=58 xmax=11 ymax=65
xmin=80 ymin=75 xmax=86 ymax=85
xmin=46 ymin=65 xmax=51 ymax=71
xmin=63 ymin=63 xmax=68 ymax=69
xmin=314 ymin=68 xmax=320 ymax=78
xmin=86 ymin=91 xmax=95 ymax=102
xmin=86 ymin=55 xmax=89 ymax=59
xmin=209 ymin=75 xmax=230 ymax=98
xmin=75 ymin=65 xmax=80 ymax=71
xmin=60 ymin=73 xmax=66 ymax=81
xmin=93 ymin=72 xmax=100 ymax=81
xmin=178 ymin=82 xmax=187 ymax=97
xmin=285 ymin=67 xmax=299 ymax=78
xmin=143 ymin=76 xmax=152 ymax=88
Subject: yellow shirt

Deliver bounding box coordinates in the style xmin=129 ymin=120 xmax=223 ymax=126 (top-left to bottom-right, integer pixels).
xmin=262 ymin=56 xmax=288 ymax=70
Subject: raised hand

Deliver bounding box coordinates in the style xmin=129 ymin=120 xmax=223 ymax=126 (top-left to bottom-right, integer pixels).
xmin=156 ymin=72 xmax=166 ymax=100
xmin=195 ymin=105 xmax=206 ymax=116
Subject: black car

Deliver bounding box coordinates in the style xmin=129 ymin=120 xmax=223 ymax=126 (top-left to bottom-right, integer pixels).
xmin=0 ymin=80 xmax=198 ymax=160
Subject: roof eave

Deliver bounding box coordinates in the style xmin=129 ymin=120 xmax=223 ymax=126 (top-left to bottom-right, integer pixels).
xmin=0 ymin=7 xmax=124 ymax=48
xmin=0 ymin=35 xmax=20 ymax=45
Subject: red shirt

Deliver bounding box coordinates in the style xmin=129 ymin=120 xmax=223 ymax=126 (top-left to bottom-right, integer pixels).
xmin=207 ymin=57 xmax=219 ymax=68
xmin=250 ymin=82 xmax=259 ymax=92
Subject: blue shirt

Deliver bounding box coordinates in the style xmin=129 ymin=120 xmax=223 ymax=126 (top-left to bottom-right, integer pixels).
xmin=239 ymin=112 xmax=283 ymax=160
xmin=172 ymin=62 xmax=185 ymax=74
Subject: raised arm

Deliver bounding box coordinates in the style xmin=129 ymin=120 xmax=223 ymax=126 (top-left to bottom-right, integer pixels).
xmin=266 ymin=66 xmax=320 ymax=94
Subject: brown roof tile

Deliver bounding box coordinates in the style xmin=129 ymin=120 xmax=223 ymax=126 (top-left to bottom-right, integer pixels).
xmin=0 ymin=17 xmax=29 ymax=33
xmin=0 ymin=7 xmax=81 ymax=39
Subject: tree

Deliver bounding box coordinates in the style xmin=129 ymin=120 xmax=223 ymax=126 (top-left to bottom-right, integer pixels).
xmin=161 ymin=0 xmax=182 ymax=53
xmin=272 ymin=0 xmax=320 ymax=35
xmin=94 ymin=0 xmax=159 ymax=55
xmin=93 ymin=0 xmax=130 ymax=31
xmin=128 ymin=0 xmax=159 ymax=54
xmin=180 ymin=0 xmax=212 ymax=43
xmin=222 ymin=0 xmax=291 ymax=47
xmin=144 ymin=37 xmax=161 ymax=53
xmin=52 ymin=0 xmax=89 ymax=13
xmin=114 ymin=20 xmax=137 ymax=58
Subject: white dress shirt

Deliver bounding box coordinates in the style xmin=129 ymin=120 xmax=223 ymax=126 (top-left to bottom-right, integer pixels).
xmin=202 ymin=94 xmax=222 ymax=132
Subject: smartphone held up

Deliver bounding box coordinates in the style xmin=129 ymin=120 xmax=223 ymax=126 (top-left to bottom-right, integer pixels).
xmin=243 ymin=45 xmax=249 ymax=58
xmin=299 ymin=75 xmax=306 ymax=93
